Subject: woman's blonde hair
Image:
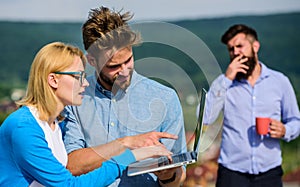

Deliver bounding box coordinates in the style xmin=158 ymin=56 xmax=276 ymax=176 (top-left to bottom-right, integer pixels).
xmin=16 ymin=42 xmax=86 ymax=121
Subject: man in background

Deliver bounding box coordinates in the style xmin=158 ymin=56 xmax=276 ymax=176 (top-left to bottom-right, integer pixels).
xmin=204 ymin=24 xmax=300 ymax=187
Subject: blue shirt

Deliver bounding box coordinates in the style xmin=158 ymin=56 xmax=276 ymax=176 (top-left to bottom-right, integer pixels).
xmin=62 ymin=71 xmax=186 ymax=187
xmin=204 ymin=62 xmax=300 ymax=174
xmin=0 ymin=106 xmax=136 ymax=187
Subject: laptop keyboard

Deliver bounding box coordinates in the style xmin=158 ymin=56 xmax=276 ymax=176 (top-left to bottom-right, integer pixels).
xmin=158 ymin=153 xmax=188 ymax=167
xmin=158 ymin=156 xmax=170 ymax=166
xmin=172 ymin=153 xmax=187 ymax=163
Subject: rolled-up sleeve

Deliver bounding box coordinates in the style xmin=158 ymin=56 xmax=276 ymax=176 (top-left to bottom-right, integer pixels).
xmin=60 ymin=107 xmax=86 ymax=154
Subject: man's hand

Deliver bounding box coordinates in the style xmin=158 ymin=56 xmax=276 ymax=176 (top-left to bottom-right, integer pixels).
xmin=154 ymin=166 xmax=186 ymax=187
xmin=269 ymin=119 xmax=286 ymax=138
xmin=118 ymin=131 xmax=178 ymax=149
xmin=225 ymin=54 xmax=249 ymax=80
xmin=67 ymin=132 xmax=178 ymax=175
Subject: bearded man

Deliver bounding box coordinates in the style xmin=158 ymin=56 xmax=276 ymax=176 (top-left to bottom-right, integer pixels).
xmin=203 ymin=24 xmax=300 ymax=187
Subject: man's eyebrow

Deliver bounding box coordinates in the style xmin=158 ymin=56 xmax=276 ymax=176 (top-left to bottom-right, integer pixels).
xmin=124 ymin=55 xmax=133 ymax=64
xmin=107 ymin=55 xmax=133 ymax=68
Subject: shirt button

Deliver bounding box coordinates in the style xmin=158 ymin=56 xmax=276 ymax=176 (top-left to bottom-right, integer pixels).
xmin=253 ymin=96 xmax=256 ymax=100
xmin=111 ymin=122 xmax=115 ymax=126
xmin=112 ymin=99 xmax=116 ymax=102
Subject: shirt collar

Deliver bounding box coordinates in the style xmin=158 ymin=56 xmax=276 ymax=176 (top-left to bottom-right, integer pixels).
xmin=259 ymin=62 xmax=270 ymax=80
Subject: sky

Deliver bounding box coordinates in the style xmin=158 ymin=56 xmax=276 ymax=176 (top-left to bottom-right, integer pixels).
xmin=0 ymin=0 xmax=300 ymax=22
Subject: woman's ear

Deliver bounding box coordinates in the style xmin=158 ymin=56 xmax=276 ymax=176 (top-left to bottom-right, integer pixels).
xmin=48 ymin=73 xmax=59 ymax=89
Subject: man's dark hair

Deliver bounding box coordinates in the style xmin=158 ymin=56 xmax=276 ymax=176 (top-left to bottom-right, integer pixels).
xmin=221 ymin=24 xmax=258 ymax=44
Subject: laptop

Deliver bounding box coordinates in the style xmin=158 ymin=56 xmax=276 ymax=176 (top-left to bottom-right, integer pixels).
xmin=127 ymin=88 xmax=207 ymax=176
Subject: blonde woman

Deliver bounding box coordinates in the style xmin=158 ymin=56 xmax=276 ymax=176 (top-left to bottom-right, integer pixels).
xmin=0 ymin=42 xmax=172 ymax=186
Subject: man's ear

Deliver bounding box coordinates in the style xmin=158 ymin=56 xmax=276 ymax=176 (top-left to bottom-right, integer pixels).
xmin=253 ymin=40 xmax=260 ymax=53
xmin=86 ymin=54 xmax=96 ymax=67
xmin=48 ymin=73 xmax=59 ymax=89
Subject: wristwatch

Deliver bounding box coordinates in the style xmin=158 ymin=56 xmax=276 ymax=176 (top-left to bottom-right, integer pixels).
xmin=159 ymin=172 xmax=177 ymax=184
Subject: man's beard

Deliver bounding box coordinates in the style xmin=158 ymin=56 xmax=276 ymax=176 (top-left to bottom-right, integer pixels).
xmin=99 ymin=70 xmax=133 ymax=92
xmin=233 ymin=51 xmax=257 ymax=81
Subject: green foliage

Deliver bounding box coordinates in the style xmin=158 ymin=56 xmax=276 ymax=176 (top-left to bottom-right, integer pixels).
xmin=0 ymin=84 xmax=12 ymax=99
xmin=0 ymin=112 xmax=10 ymax=125
xmin=281 ymin=138 xmax=300 ymax=173
xmin=0 ymin=21 xmax=83 ymax=86
xmin=1 ymin=12 xmax=300 ymax=96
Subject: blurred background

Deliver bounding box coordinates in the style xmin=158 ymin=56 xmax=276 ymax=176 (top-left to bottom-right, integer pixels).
xmin=1 ymin=0 xmax=300 ymax=186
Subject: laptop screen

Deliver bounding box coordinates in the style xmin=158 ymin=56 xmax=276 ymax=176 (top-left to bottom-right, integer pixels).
xmin=127 ymin=88 xmax=207 ymax=177
xmin=193 ymin=88 xmax=207 ymax=153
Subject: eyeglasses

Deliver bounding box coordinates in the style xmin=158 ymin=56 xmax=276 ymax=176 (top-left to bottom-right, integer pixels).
xmin=54 ymin=71 xmax=87 ymax=86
